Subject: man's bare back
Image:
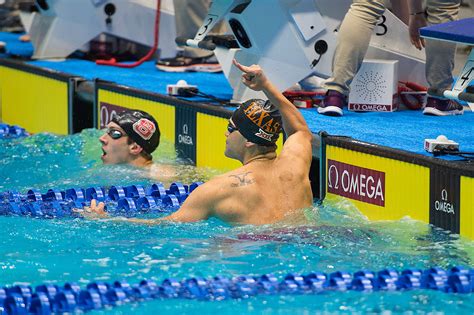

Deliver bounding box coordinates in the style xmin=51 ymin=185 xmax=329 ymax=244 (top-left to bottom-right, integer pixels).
xmin=199 ymin=153 xmax=312 ymax=225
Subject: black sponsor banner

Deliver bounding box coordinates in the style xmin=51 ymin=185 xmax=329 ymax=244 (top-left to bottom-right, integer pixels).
xmin=430 ymin=168 xmax=460 ymax=233
xmin=99 ymin=102 xmax=127 ymax=128
xmin=175 ymin=106 xmax=197 ymax=164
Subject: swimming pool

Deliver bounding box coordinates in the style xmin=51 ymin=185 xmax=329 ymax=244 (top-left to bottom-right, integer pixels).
xmin=0 ymin=129 xmax=473 ymax=314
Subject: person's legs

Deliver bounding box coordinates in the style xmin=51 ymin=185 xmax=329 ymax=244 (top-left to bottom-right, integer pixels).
xmin=156 ymin=0 xmax=225 ymax=72
xmin=175 ymin=0 xmax=226 ymax=58
xmin=319 ymin=0 xmax=385 ymax=116
xmin=423 ymin=0 xmax=463 ymax=115
xmin=0 ymin=0 xmax=24 ymax=32
xmin=425 ymin=0 xmax=460 ymax=92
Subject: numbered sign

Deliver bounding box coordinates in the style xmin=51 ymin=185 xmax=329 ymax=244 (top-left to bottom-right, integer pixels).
xmin=453 ymin=55 xmax=474 ymax=93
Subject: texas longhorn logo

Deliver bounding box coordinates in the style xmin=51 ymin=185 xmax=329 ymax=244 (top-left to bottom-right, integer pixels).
xmin=133 ymin=118 xmax=155 ymax=140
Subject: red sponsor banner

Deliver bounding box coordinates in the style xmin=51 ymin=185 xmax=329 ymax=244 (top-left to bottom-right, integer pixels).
xmin=327 ymin=159 xmax=385 ymax=206
xmin=99 ymin=102 xmax=128 ymax=128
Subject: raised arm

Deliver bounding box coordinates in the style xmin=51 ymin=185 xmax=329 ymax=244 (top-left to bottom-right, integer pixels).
xmin=233 ymin=60 xmax=312 ymax=165
xmin=233 ymin=60 xmax=311 ymax=138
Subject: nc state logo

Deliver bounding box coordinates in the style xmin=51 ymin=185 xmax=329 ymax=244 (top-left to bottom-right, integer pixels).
xmin=133 ymin=118 xmax=155 ymax=140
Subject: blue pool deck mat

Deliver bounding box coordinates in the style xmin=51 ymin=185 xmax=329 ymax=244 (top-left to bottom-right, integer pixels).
xmin=25 ymin=59 xmax=474 ymax=159
xmin=30 ymin=59 xmax=234 ymax=102
xmin=0 ymin=32 xmax=34 ymax=58
xmin=420 ymin=17 xmax=474 ymax=45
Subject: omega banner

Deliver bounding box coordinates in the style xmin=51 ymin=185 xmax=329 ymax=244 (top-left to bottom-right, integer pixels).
xmin=327 ymin=159 xmax=386 ymax=206
xmin=430 ymin=168 xmax=460 ymax=233
xmin=175 ymin=106 xmax=197 ymax=163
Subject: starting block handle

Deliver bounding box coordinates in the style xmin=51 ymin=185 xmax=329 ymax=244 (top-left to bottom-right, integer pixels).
xmin=429 ymin=88 xmax=474 ymax=103
xmin=175 ymin=37 xmax=216 ymax=51
xmin=445 ymin=90 xmax=474 ymax=103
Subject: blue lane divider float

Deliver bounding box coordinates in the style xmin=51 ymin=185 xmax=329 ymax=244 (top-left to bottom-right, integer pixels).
xmin=1 ymin=267 xmax=473 ymax=314
xmin=0 ymin=124 xmax=29 ymax=139
xmin=0 ymin=182 xmax=203 ymax=218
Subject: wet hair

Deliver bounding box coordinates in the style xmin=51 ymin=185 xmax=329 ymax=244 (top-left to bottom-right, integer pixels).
xmin=112 ymin=109 xmax=160 ymax=154
xmin=230 ymin=99 xmax=282 ymax=146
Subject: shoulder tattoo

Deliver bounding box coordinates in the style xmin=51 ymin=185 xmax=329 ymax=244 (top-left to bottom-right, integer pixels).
xmin=229 ymin=172 xmax=255 ymax=187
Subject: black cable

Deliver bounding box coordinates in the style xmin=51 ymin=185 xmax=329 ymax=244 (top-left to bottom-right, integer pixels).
xmin=194 ymin=90 xmax=229 ymax=106
xmin=177 ymin=87 xmax=231 ymax=106
xmin=432 ymin=148 xmax=474 ymax=160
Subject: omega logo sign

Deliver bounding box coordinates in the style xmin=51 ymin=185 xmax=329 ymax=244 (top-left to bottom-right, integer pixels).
xmin=349 ymin=103 xmax=391 ymax=112
xmin=327 ymin=159 xmax=385 ymax=206
xmin=178 ymin=124 xmax=193 ymax=145
xmin=434 ymin=189 xmax=455 ymax=215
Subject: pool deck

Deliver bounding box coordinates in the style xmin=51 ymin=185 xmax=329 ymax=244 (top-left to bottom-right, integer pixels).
xmin=27 ymin=58 xmax=474 ymax=160
xmin=0 ymin=31 xmax=473 ymax=159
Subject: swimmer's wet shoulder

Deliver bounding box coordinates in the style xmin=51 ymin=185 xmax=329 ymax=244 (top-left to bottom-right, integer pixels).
xmin=227 ymin=170 xmax=256 ymax=188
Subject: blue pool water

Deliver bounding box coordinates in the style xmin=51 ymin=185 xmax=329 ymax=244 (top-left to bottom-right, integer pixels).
xmin=0 ymin=130 xmax=473 ymax=314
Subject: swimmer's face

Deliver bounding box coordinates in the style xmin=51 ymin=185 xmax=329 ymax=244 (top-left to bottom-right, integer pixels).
xmin=224 ymin=120 xmax=246 ymax=160
xmin=99 ymin=122 xmax=134 ymax=164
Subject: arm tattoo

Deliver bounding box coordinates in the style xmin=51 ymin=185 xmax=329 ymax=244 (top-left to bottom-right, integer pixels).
xmin=229 ymin=172 xmax=255 ymax=187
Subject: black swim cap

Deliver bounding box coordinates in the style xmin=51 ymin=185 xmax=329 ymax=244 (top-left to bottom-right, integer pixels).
xmin=230 ymin=99 xmax=282 ymax=146
xmin=111 ymin=109 xmax=160 ymax=154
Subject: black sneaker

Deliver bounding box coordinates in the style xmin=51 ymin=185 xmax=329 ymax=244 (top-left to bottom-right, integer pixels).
xmin=156 ymin=53 xmax=221 ymax=73
xmin=423 ymin=96 xmax=464 ymax=116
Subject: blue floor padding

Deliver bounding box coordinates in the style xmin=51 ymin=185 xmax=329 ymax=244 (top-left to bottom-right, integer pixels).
xmin=301 ymin=108 xmax=473 ymax=158
xmin=30 ymin=59 xmax=234 ymax=102
xmin=0 ymin=51 xmax=470 ymax=161
xmin=0 ymin=32 xmax=34 ymax=57
xmin=420 ymin=17 xmax=474 ymax=45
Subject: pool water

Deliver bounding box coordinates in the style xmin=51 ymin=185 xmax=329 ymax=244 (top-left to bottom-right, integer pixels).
xmin=0 ymin=130 xmax=473 ymax=314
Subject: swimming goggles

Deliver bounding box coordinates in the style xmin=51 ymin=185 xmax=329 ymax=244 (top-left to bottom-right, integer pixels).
xmin=227 ymin=122 xmax=238 ymax=134
xmin=106 ymin=128 xmax=125 ymax=140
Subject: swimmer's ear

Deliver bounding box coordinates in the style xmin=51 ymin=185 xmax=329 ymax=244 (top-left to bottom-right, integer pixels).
xmin=245 ymin=141 xmax=256 ymax=148
xmin=129 ymin=142 xmax=144 ymax=155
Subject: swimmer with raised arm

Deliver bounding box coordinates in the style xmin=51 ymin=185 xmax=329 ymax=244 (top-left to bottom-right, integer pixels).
xmin=85 ymin=60 xmax=314 ymax=225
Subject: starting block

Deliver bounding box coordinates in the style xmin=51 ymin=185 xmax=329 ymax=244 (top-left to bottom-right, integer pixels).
xmin=176 ymin=0 xmax=343 ymax=102
xmin=178 ymin=0 xmax=426 ymax=103
xmin=20 ymin=0 xmax=177 ymax=60
xmin=420 ymin=17 xmax=474 ymax=106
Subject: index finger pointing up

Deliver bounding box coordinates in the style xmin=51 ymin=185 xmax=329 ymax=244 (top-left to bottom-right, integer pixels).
xmin=233 ymin=59 xmax=250 ymax=73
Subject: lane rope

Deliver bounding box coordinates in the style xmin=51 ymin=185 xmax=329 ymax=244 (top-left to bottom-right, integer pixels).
xmin=1 ymin=267 xmax=473 ymax=314
xmin=0 ymin=124 xmax=28 ymax=139
xmin=0 ymin=182 xmax=203 ymax=218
